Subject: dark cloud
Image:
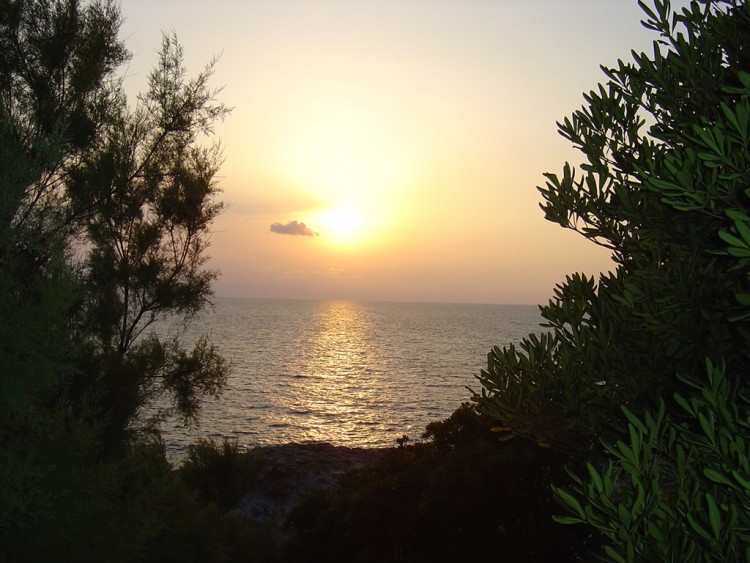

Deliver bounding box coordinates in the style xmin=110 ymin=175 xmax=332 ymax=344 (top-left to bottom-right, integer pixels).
xmin=270 ymin=220 xmax=319 ymax=237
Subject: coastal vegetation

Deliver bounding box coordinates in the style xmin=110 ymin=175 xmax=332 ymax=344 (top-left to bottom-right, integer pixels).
xmin=284 ymin=404 xmax=583 ymax=562
xmin=474 ymin=0 xmax=750 ymax=560
xmin=1 ymin=0 xmax=749 ymax=562
xmin=1 ymin=0 xmax=232 ymax=559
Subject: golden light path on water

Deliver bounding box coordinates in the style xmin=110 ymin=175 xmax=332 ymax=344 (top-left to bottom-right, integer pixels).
xmin=284 ymin=302 xmax=382 ymax=444
xmin=156 ymin=299 xmax=543 ymax=456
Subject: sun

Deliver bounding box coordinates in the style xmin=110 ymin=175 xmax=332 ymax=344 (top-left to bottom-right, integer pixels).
xmin=261 ymin=90 xmax=428 ymax=249
xmin=313 ymin=204 xmax=369 ymax=247
xmin=321 ymin=207 xmax=363 ymax=239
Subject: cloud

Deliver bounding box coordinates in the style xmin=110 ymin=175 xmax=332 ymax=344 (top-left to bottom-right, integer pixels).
xmin=269 ymin=220 xmax=319 ymax=237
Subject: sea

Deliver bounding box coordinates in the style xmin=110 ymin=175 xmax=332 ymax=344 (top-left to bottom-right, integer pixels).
xmin=157 ymin=298 xmax=544 ymax=456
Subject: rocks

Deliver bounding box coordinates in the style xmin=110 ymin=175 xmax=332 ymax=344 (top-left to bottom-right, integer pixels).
xmin=231 ymin=442 xmax=390 ymax=523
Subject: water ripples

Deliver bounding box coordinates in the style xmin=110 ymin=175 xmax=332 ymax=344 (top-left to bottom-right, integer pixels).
xmin=157 ymin=299 xmax=543 ymax=455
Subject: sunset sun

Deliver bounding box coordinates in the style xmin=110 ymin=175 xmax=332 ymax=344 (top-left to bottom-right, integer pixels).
xmin=259 ymin=90 xmax=425 ymax=251
xmin=313 ymin=204 xmax=369 ymax=247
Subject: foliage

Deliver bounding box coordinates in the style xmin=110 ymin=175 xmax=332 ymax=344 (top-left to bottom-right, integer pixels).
xmin=474 ymin=0 xmax=750 ymax=560
xmin=67 ymin=30 xmax=230 ymax=444
xmin=180 ymin=438 xmax=266 ymax=512
xmin=0 ymin=432 xmax=234 ymax=563
xmin=285 ymin=404 xmax=584 ymax=563
xmin=554 ymin=360 xmax=750 ymax=562
xmin=0 ymin=0 xmax=124 ymax=416
xmin=1 ymin=431 xmax=285 ymax=563
xmin=475 ymin=0 xmax=750 ymax=455
xmin=0 ymin=0 xmax=233 ymax=559
xmin=2 ymin=0 xmax=229 ymax=446
xmin=178 ymin=439 xmax=287 ymax=562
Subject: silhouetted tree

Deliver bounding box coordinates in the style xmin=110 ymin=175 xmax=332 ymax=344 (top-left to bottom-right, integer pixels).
xmin=475 ymin=0 xmax=750 ymax=559
xmin=68 ymin=32 xmax=229 ymax=445
xmin=1 ymin=1 xmax=230 ymax=558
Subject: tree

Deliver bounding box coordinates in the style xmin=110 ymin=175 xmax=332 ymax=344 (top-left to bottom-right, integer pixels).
xmin=474 ymin=0 xmax=750 ymax=559
xmin=68 ymin=32 xmax=230 ymax=445
xmin=2 ymin=0 xmax=228 ymax=441
xmin=0 ymin=0 xmax=127 ymax=417
xmin=1 ymin=0 xmax=230 ymax=557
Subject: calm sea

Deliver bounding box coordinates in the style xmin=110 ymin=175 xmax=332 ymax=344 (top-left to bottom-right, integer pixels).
xmin=157 ymin=298 xmax=543 ymax=455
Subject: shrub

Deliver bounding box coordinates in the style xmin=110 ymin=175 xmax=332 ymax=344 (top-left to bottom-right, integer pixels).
xmin=285 ymin=404 xmax=584 ymax=562
xmin=474 ymin=0 xmax=750 ymax=560
xmin=180 ymin=438 xmax=266 ymax=512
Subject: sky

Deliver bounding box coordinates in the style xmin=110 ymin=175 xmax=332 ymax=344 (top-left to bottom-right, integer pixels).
xmin=118 ymin=1 xmax=661 ymax=305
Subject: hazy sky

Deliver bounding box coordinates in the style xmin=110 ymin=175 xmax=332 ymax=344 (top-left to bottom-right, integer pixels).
xmin=119 ymin=1 xmax=660 ymax=304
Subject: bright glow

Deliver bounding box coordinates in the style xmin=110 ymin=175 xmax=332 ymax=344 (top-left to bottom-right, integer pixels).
xmin=262 ymin=89 xmax=423 ymax=217
xmin=311 ymin=203 xmax=370 ymax=247
xmin=119 ymin=1 xmax=640 ymax=303
xmin=264 ymin=91 xmax=421 ymax=249
xmin=274 ymin=97 xmax=409 ymax=197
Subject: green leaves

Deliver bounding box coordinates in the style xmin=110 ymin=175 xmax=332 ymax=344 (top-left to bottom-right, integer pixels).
xmin=554 ymin=360 xmax=750 ymax=561
xmin=479 ymin=1 xmax=750 ymax=560
xmin=555 ymin=487 xmax=586 ymax=521
xmin=719 ymin=209 xmax=750 ymax=259
xmin=706 ymin=493 xmax=722 ymax=540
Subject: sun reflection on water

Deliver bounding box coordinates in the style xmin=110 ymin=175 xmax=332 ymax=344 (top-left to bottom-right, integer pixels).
xmin=282 ymin=301 xmax=389 ymax=445
xmin=155 ymin=299 xmax=545 ymax=455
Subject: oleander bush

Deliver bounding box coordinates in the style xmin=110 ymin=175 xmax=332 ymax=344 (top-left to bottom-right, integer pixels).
xmin=474 ymin=0 xmax=750 ymax=560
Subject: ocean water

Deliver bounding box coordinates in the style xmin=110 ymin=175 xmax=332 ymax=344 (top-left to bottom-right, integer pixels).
xmin=157 ymin=298 xmax=544 ymax=455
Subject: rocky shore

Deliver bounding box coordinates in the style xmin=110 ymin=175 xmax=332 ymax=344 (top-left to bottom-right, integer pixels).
xmin=231 ymin=442 xmax=391 ymax=523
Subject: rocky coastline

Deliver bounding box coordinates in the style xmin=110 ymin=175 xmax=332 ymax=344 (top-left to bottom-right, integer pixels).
xmin=231 ymin=442 xmax=391 ymax=523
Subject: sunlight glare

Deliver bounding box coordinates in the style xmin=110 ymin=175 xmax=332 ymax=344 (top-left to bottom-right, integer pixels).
xmin=264 ymin=87 xmax=423 ymax=203
xmin=257 ymin=87 xmax=432 ymax=250
xmin=288 ymin=100 xmax=406 ymax=199
xmin=312 ymin=203 xmax=370 ymax=247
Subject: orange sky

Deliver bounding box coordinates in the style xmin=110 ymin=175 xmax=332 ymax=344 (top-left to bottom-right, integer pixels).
xmin=119 ymin=1 xmax=664 ymax=304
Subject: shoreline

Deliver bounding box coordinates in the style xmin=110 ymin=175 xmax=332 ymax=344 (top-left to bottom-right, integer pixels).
xmin=232 ymin=442 xmax=392 ymax=522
